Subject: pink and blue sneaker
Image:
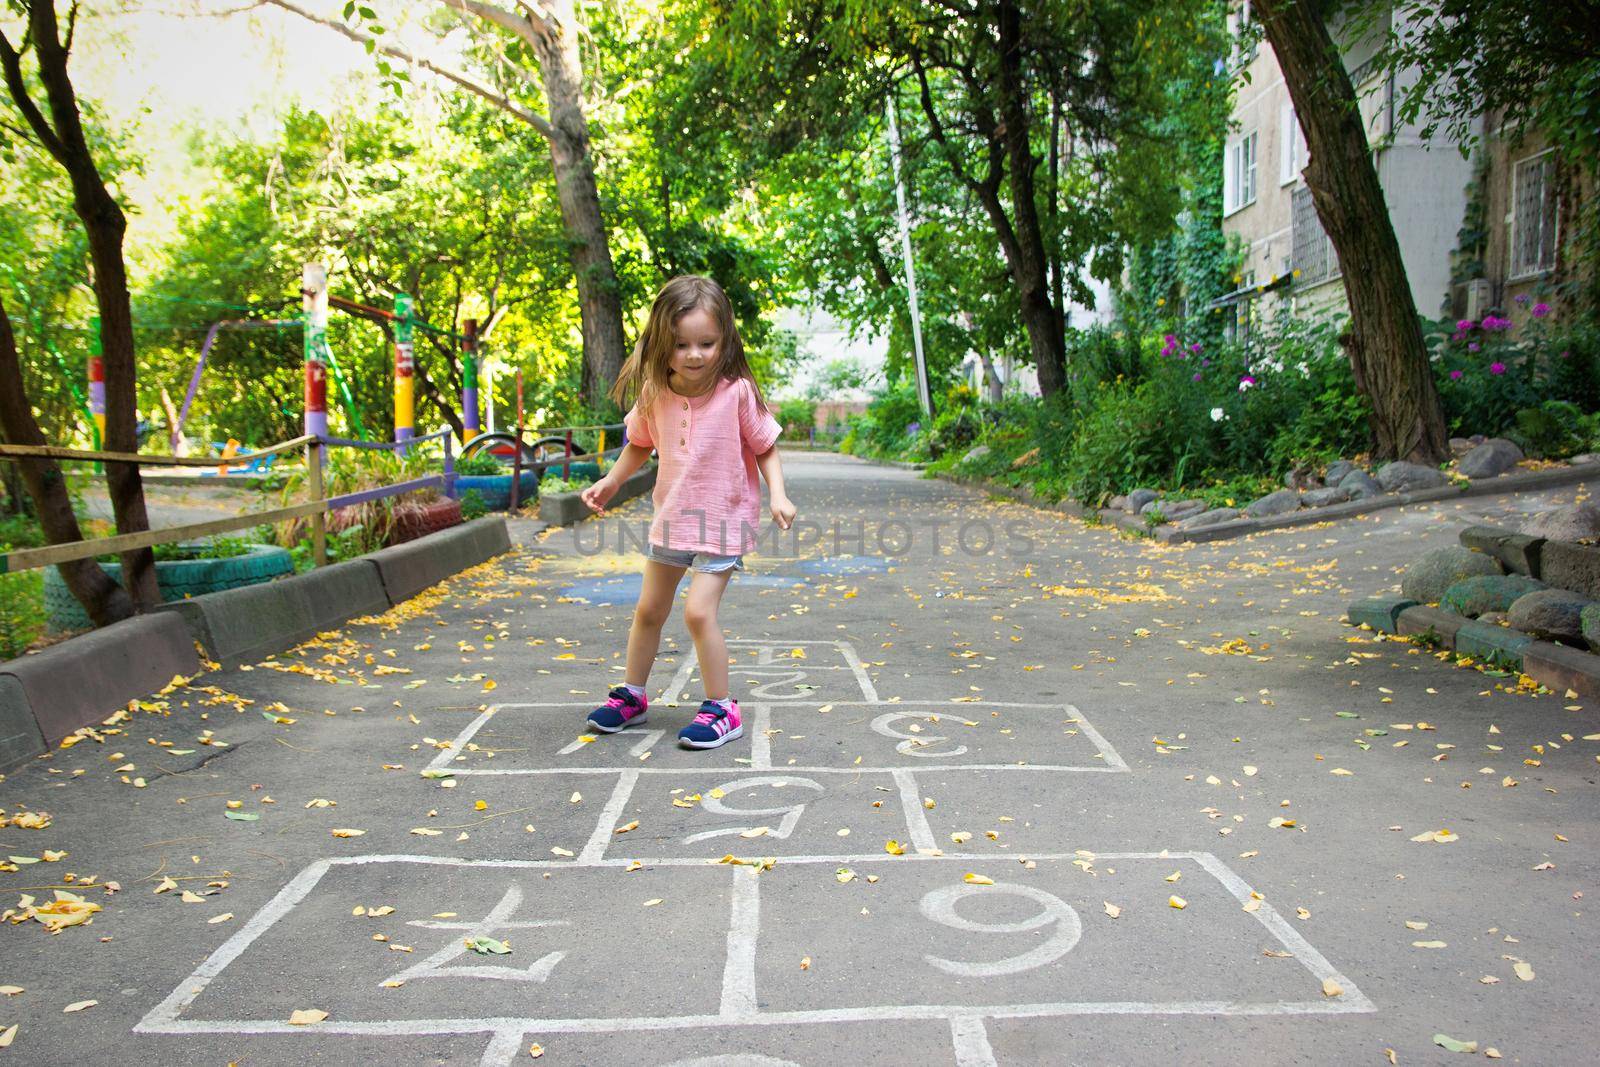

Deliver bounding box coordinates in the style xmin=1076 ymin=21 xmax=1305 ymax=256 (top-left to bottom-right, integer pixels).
xmin=678 ymin=699 xmax=743 ymax=750
xmin=587 ymin=686 xmax=648 ymax=733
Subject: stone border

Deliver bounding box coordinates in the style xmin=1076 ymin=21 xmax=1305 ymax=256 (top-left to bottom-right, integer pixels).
xmin=1345 ymin=596 xmax=1600 ymax=699
xmin=0 ymin=613 xmax=201 ymax=773
xmin=539 ymin=463 xmax=657 ymax=526
xmin=934 ymin=462 xmax=1600 ymax=543
xmin=0 ymin=517 xmax=514 ymax=773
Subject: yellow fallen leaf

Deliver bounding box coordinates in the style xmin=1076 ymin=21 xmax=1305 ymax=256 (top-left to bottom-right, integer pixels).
xmin=180 ymin=890 xmax=205 ymax=904
xmin=0 ymin=1025 xmax=14 ymax=1048
xmin=739 ymin=827 xmax=770 ymax=839
xmin=884 ymin=840 xmax=905 ymax=856
xmin=836 ymin=868 xmax=856 ymax=883
xmin=208 ymin=912 xmax=233 ymax=924
xmin=642 ymin=898 xmax=663 ymax=907
xmin=475 ymin=801 xmax=488 ymax=811
xmin=1165 ymin=871 xmax=1182 ymax=883
xmin=63 ymin=999 xmax=97 ymax=1013
xmin=0 ymin=986 xmax=21 ymax=996
xmin=330 ymin=829 xmax=366 ymax=838
xmin=287 ymin=1008 xmax=328 ymax=1026
xmin=614 ymin=821 xmax=639 ymax=835
xmin=569 ymin=792 xmax=582 ymax=803
xmin=1168 ymin=895 xmax=1187 ymax=910
xmin=1405 ymin=920 xmax=1428 ymax=930
xmin=409 ymin=828 xmax=442 ymax=836
xmin=529 ymin=1044 xmax=544 ymax=1059
xmin=154 ymin=877 xmax=178 ymax=894
xmin=550 ymin=847 xmax=574 ymax=857
xmin=963 ymin=873 xmax=994 ymax=885
xmin=1322 ymin=977 xmax=1343 ymax=997
xmin=1103 ymin=901 xmax=1121 ymax=918
xmin=1513 ymin=961 xmax=1535 ymax=981
xmin=1412 ymin=940 xmax=1447 ymax=949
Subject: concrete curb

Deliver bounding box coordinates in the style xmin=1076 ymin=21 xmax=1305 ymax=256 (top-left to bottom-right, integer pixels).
xmin=540 ymin=464 xmax=656 ymax=526
xmin=934 ymin=462 xmax=1600 ymax=543
xmin=0 ymin=613 xmax=201 ymax=771
xmin=1347 ymin=596 xmax=1600 ymax=696
xmin=367 ymin=516 xmax=512 ymax=604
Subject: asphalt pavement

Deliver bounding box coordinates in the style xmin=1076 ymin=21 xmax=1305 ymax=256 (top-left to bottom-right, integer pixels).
xmin=1 ymin=451 xmax=1593 ymax=1065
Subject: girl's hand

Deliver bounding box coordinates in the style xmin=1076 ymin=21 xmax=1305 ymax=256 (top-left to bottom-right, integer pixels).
xmin=770 ymin=493 xmax=796 ymax=531
xmin=580 ymin=476 xmax=619 ymax=515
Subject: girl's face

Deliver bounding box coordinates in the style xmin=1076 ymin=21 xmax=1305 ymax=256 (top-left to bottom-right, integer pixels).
xmin=668 ymin=306 xmax=720 ymax=390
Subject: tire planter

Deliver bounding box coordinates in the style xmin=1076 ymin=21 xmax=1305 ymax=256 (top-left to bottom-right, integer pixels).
xmin=390 ymin=497 xmax=463 ymax=545
xmin=453 ymin=472 xmax=541 ymax=511
xmin=42 ymin=543 xmax=294 ymax=632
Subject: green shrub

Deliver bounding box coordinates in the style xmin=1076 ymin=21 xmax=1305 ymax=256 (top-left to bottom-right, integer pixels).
xmin=540 ymin=475 xmax=587 ymax=495
xmin=459 ymin=489 xmax=489 ymax=521
xmin=455 ymin=452 xmax=503 ymax=476
xmin=775 ymin=398 xmax=818 ymax=439
xmin=0 ymin=567 xmax=45 ymax=660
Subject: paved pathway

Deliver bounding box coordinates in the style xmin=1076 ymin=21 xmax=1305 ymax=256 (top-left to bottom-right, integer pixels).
xmin=3 ymin=452 xmax=1595 ymax=1064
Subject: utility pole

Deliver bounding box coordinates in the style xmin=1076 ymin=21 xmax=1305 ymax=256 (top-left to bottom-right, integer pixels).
xmin=886 ymin=97 xmax=932 ymax=418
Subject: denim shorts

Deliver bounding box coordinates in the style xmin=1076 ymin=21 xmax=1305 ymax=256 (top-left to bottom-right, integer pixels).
xmin=644 ymin=543 xmax=746 ymax=573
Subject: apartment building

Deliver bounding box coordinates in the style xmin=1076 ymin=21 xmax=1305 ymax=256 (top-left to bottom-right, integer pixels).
xmin=1217 ymin=2 xmax=1478 ymax=334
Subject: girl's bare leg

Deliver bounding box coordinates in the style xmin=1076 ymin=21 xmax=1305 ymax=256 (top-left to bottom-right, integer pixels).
xmin=626 ymin=560 xmax=687 ymax=687
xmin=683 ymin=568 xmax=736 ymax=699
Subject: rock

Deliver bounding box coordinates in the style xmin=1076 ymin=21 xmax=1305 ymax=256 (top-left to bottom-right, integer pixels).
xmin=1449 ymin=437 xmax=1476 ymax=456
xmin=1401 ymin=546 xmax=1503 ymax=604
xmin=1159 ymin=499 xmax=1208 ymax=521
xmin=1303 ymin=485 xmax=1354 ymax=507
xmin=1125 ymin=488 xmax=1159 ymax=514
xmin=961 ymin=444 xmax=991 ymax=465
xmin=1583 ymin=604 xmax=1600 ymax=652
xmin=1479 ymin=611 xmax=1510 ymax=627
xmin=1571 ymin=453 xmax=1600 ymax=466
xmin=1522 ymin=503 xmax=1600 ymax=542
xmin=1508 ymin=588 xmax=1593 ymax=646
xmin=1246 ymin=489 xmax=1303 ymax=518
xmin=1458 ymin=524 xmax=1545 ymax=578
xmin=1339 ymin=469 xmax=1382 ymax=499
xmin=1179 ymin=507 xmax=1241 ymax=530
xmin=1324 ymin=460 xmax=1357 ymax=485
xmin=1471 ymin=434 xmax=1487 ymax=445
xmin=1376 ymin=460 xmax=1449 ymax=492
xmin=1458 ymin=438 xmax=1525 ymax=479
xmin=1108 ymin=495 xmax=1128 ymax=512
xmin=1284 ymin=467 xmax=1321 ymax=490
xmin=1441 ymin=574 xmax=1546 ymax=618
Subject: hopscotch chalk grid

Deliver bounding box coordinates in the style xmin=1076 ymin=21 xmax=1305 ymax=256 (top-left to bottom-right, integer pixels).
xmin=136 ymin=639 xmax=1374 ymax=1064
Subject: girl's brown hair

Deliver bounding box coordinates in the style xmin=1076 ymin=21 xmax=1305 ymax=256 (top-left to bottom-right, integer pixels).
xmin=608 ymin=275 xmax=771 ymax=416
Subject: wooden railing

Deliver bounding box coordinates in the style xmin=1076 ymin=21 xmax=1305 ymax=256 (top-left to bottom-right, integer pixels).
xmin=0 ymin=432 xmax=449 ymax=575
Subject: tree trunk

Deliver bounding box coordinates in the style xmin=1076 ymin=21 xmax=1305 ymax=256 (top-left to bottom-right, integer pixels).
xmin=0 ymin=295 xmax=134 ymax=627
xmin=530 ymin=0 xmax=627 ymax=408
xmin=993 ymin=0 xmax=1066 ymax=397
xmin=2 ymin=1 xmax=161 ymax=612
xmin=1254 ymin=0 xmax=1449 ymax=464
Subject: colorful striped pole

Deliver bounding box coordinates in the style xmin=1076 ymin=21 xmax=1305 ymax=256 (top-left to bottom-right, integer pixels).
xmin=302 ymin=263 xmax=329 ymax=444
xmin=462 ymin=318 xmax=481 ymax=442
xmin=393 ymin=292 xmax=415 ymax=450
xmin=87 ymin=318 xmax=105 ymax=450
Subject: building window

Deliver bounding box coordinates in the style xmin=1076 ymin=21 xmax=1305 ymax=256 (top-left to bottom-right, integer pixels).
xmin=1510 ymin=150 xmax=1559 ymax=280
xmin=1229 ymin=1 xmax=1258 ymax=68
xmin=1224 ymin=132 xmax=1258 ymax=216
xmin=1224 ymin=271 xmax=1258 ymax=345
xmin=1291 ymin=185 xmax=1339 ymax=287
xmin=1280 ymin=103 xmax=1305 ymax=186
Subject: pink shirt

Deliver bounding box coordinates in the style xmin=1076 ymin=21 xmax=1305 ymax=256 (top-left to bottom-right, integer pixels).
xmin=624 ymin=376 xmax=782 ymax=554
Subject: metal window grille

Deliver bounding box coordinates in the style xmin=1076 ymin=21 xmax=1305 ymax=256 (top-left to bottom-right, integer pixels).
xmin=1511 ymin=152 xmax=1558 ymax=279
xmin=1291 ymin=185 xmax=1338 ymax=287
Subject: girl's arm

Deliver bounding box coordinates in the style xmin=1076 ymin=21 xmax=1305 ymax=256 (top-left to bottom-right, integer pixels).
xmin=580 ymin=442 xmax=654 ymax=515
xmin=756 ymin=446 xmax=795 ymax=530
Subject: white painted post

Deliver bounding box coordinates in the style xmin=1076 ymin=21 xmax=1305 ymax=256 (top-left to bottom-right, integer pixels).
xmin=886 ymin=98 xmax=932 ymax=418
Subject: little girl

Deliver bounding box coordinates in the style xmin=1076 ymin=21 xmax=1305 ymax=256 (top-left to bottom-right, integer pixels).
xmin=578 ymin=275 xmax=796 ymax=750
